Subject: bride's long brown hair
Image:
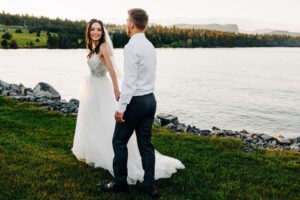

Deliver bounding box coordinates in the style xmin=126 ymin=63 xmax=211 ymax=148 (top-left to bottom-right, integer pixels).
xmin=86 ymin=19 xmax=106 ymax=58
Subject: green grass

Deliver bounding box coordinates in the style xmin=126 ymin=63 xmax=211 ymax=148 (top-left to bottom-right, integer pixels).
xmin=0 ymin=96 xmax=300 ymax=200
xmin=0 ymin=25 xmax=48 ymax=48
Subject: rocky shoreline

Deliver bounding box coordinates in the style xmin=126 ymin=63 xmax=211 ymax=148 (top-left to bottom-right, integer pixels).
xmin=1 ymin=79 xmax=299 ymax=153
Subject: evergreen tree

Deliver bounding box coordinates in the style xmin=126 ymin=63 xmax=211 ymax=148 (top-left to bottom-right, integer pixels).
xmin=1 ymin=39 xmax=8 ymax=48
xmin=15 ymin=28 xmax=22 ymax=33
xmin=10 ymin=39 xmax=18 ymax=49
xmin=2 ymin=32 xmax=12 ymax=40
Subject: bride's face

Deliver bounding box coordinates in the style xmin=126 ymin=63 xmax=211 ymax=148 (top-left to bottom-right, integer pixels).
xmin=90 ymin=22 xmax=102 ymax=42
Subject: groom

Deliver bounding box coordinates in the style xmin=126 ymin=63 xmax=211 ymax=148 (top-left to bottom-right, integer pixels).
xmin=100 ymin=8 xmax=159 ymax=198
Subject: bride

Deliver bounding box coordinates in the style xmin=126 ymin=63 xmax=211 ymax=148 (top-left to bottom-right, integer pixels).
xmin=71 ymin=19 xmax=185 ymax=185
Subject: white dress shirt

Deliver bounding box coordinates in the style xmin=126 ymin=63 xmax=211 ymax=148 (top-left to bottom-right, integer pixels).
xmin=117 ymin=33 xmax=156 ymax=113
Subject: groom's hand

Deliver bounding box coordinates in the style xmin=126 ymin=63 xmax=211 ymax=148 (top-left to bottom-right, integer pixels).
xmin=115 ymin=111 xmax=125 ymax=123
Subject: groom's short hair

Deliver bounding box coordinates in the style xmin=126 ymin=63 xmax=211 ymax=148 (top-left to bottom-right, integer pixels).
xmin=128 ymin=8 xmax=149 ymax=30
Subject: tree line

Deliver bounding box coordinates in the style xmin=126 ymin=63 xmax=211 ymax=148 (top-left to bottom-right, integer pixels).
xmin=1 ymin=11 xmax=300 ymax=49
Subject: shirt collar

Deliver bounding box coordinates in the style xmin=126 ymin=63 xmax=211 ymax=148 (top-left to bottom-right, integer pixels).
xmin=130 ymin=32 xmax=145 ymax=41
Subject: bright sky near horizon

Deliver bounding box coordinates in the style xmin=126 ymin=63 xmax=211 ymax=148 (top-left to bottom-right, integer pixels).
xmin=1 ymin=0 xmax=300 ymax=32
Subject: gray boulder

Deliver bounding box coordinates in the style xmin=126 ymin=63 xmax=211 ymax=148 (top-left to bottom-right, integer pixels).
xmin=1 ymin=90 xmax=10 ymax=96
xmin=250 ymin=133 xmax=258 ymax=138
xmin=288 ymin=137 xmax=300 ymax=144
xmin=274 ymin=133 xmax=284 ymax=139
xmin=276 ymin=138 xmax=291 ymax=145
xmin=25 ymin=88 xmax=34 ymax=95
xmin=244 ymin=136 xmax=253 ymax=143
xmin=157 ymin=113 xmax=179 ymax=126
xmin=9 ymin=91 xmax=18 ymax=96
xmin=9 ymin=84 xmax=20 ymax=93
xmin=188 ymin=126 xmax=201 ymax=135
xmin=271 ymin=140 xmax=278 ymax=146
xmin=0 ymin=80 xmax=10 ymax=90
xmin=251 ymin=138 xmax=259 ymax=143
xmin=66 ymin=103 xmax=78 ymax=113
xmin=200 ymin=129 xmax=211 ymax=136
xmin=19 ymin=84 xmax=26 ymax=95
xmin=26 ymin=91 xmax=34 ymax=97
xmin=164 ymin=123 xmax=177 ymax=132
xmin=186 ymin=125 xmax=192 ymax=133
xmin=33 ymin=82 xmax=61 ymax=100
xmin=290 ymin=144 xmax=300 ymax=151
xmin=212 ymin=126 xmax=221 ymax=131
xmin=153 ymin=117 xmax=161 ymax=126
xmin=11 ymin=96 xmax=32 ymax=101
xmin=176 ymin=123 xmax=187 ymax=132
xmin=224 ymin=130 xmax=238 ymax=136
xmin=186 ymin=125 xmax=200 ymax=134
xmin=69 ymin=98 xmax=79 ymax=107
xmin=239 ymin=133 xmax=248 ymax=139
xmin=239 ymin=129 xmax=249 ymax=134
xmin=259 ymin=134 xmax=274 ymax=141
xmin=59 ymin=99 xmax=67 ymax=104
xmin=212 ymin=130 xmax=225 ymax=136
xmin=36 ymin=97 xmax=50 ymax=102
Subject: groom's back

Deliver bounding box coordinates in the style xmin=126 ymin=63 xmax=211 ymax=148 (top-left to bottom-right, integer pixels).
xmin=124 ymin=33 xmax=156 ymax=96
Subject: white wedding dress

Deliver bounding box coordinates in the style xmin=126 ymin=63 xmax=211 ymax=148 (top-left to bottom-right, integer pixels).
xmin=72 ymin=52 xmax=185 ymax=184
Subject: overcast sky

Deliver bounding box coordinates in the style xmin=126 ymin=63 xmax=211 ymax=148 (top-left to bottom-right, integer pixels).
xmin=1 ymin=0 xmax=300 ymax=32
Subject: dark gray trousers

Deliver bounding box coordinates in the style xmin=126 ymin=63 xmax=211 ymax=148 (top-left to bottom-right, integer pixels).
xmin=112 ymin=93 xmax=156 ymax=189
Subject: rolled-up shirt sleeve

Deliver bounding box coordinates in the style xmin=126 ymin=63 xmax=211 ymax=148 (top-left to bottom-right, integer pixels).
xmin=117 ymin=44 xmax=139 ymax=113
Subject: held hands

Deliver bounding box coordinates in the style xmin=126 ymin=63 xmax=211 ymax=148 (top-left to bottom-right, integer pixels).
xmin=114 ymin=89 xmax=124 ymax=123
xmin=115 ymin=111 xmax=125 ymax=123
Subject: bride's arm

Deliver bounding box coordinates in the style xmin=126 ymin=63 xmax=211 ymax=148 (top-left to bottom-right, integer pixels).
xmin=100 ymin=43 xmax=120 ymax=101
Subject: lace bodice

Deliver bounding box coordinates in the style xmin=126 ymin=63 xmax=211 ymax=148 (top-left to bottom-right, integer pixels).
xmin=87 ymin=53 xmax=108 ymax=77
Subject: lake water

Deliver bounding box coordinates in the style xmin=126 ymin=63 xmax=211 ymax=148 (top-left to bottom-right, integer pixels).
xmin=1 ymin=48 xmax=299 ymax=138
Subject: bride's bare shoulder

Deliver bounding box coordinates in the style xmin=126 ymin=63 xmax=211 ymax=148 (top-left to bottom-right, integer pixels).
xmin=100 ymin=42 xmax=108 ymax=50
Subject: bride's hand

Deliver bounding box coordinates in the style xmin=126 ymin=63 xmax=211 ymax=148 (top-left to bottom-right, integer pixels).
xmin=114 ymin=90 xmax=120 ymax=101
